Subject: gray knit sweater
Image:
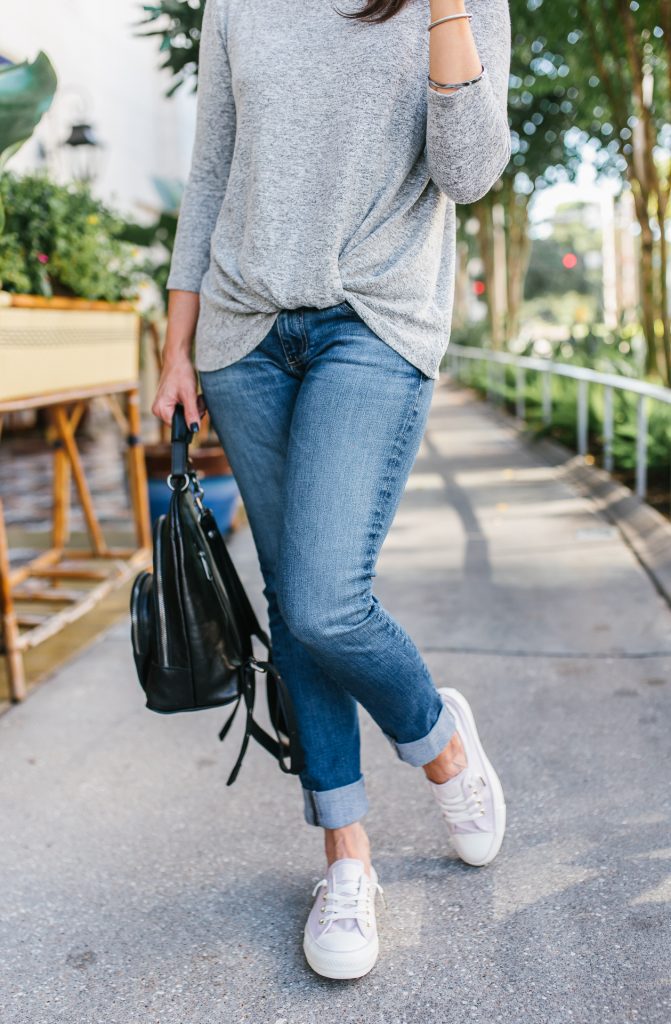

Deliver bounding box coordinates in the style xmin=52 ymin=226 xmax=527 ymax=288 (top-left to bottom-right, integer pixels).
xmin=166 ymin=0 xmax=512 ymax=380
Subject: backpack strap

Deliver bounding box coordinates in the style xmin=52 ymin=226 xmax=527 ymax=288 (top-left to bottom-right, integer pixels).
xmin=248 ymin=659 xmax=304 ymax=775
xmin=218 ymin=664 xmax=256 ymax=787
xmin=199 ymin=506 xmax=271 ymax=651
xmin=218 ymin=659 xmax=304 ymax=786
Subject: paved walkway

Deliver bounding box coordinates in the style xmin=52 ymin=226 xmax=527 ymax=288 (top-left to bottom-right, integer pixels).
xmin=1 ymin=383 xmax=669 ymax=1024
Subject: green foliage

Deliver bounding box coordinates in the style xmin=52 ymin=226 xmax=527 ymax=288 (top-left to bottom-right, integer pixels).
xmin=525 ymin=241 xmax=597 ymax=302
xmin=0 ymin=51 xmax=58 ymax=232
xmin=135 ymin=0 xmax=204 ymax=96
xmin=524 ymin=199 xmax=604 ymax=301
xmin=118 ymin=208 xmax=178 ymax=309
xmin=450 ymin=318 xmax=492 ymax=349
xmin=0 ymin=172 xmax=143 ymax=301
xmin=0 ymin=52 xmax=57 ymax=171
xmin=506 ymin=0 xmax=583 ymax=193
xmin=523 ymin=290 xmax=601 ymax=330
xmin=0 ymin=230 xmax=31 ymax=292
xmin=563 ymin=0 xmax=668 ymax=177
xmin=116 ymin=176 xmax=182 ymax=312
xmin=506 ymin=0 xmax=668 ymax=189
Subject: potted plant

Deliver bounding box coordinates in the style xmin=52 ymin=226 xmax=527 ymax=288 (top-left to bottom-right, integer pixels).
xmin=0 ymin=53 xmax=143 ymax=403
xmin=0 ymin=172 xmax=144 ymax=403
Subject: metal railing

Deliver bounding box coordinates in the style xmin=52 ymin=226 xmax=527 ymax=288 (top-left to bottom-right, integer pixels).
xmin=446 ymin=344 xmax=671 ymax=501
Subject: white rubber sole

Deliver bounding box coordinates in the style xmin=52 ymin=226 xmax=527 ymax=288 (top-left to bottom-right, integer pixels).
xmin=303 ymin=928 xmax=379 ymax=980
xmin=438 ymin=687 xmax=507 ymax=866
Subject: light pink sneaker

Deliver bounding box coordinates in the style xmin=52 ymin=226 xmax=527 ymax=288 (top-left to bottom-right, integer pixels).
xmin=303 ymin=858 xmax=384 ymax=979
xmin=429 ymin=687 xmax=506 ymax=867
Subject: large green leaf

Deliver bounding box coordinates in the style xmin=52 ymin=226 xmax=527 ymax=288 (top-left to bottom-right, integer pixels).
xmin=0 ymin=51 xmax=57 ymax=170
xmin=0 ymin=51 xmax=57 ymax=232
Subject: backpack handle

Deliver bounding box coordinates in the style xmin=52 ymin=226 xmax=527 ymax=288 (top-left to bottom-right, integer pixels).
xmin=170 ymin=403 xmax=194 ymax=480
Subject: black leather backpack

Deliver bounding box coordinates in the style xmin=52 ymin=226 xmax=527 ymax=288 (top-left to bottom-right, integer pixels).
xmin=129 ymin=405 xmax=304 ymax=785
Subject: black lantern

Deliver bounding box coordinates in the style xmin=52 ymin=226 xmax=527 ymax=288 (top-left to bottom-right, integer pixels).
xmin=62 ymin=121 xmax=103 ymax=183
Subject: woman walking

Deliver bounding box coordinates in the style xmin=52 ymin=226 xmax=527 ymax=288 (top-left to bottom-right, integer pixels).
xmin=153 ymin=0 xmax=512 ymax=980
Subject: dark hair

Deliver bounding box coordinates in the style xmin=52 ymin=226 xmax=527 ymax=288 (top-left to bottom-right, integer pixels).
xmin=338 ymin=0 xmax=410 ymax=23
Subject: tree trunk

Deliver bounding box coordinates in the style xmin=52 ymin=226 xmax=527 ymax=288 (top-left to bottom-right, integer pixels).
xmin=475 ymin=198 xmax=501 ymax=348
xmin=581 ymin=0 xmax=662 ymax=378
xmin=619 ymin=0 xmax=663 ymax=377
xmin=658 ymin=181 xmax=671 ymax=385
xmin=452 ymin=230 xmax=471 ymax=332
xmin=631 ymin=182 xmax=660 ymax=377
xmin=504 ymin=185 xmax=532 ymax=342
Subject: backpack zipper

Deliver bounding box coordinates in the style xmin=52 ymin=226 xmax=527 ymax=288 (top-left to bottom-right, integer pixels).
xmin=130 ymin=575 xmax=143 ymax=653
xmin=154 ymin=518 xmax=169 ymax=664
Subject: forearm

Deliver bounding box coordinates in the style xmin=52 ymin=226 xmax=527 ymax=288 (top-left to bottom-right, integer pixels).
xmin=428 ymin=0 xmax=482 ymax=95
xmin=163 ymin=289 xmax=200 ymax=366
xmin=425 ymin=0 xmax=512 ymax=203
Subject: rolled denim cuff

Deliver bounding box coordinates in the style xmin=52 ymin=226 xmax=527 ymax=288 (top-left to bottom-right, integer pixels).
xmin=388 ymin=701 xmax=457 ymax=767
xmin=302 ymin=775 xmax=369 ymax=828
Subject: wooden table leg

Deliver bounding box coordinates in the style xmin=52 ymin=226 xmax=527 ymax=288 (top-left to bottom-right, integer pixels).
xmin=0 ymin=498 xmax=26 ymax=701
xmin=52 ymin=435 xmax=71 ymax=550
xmin=52 ymin=403 xmax=108 ymax=556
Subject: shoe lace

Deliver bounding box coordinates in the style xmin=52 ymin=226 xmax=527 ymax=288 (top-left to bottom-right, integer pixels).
xmin=311 ymin=877 xmax=385 ymax=927
xmin=437 ymin=773 xmax=487 ymax=824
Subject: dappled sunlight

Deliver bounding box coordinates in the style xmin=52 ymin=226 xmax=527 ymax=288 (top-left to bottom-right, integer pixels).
xmin=631 ymin=876 xmax=671 ymax=906
xmin=404 ymin=473 xmax=446 ymax=491
xmin=491 ymin=837 xmax=600 ymax=923
xmin=631 ymin=847 xmax=671 ymax=861
xmin=453 ymin=465 xmax=559 ymax=488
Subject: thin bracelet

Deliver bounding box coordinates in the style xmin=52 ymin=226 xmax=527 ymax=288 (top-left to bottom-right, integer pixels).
xmin=428 ymin=64 xmax=485 ymax=91
xmin=428 ymin=13 xmax=472 ymax=31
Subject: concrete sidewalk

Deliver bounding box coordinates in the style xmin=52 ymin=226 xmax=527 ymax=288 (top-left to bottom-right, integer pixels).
xmin=1 ymin=382 xmax=669 ymax=1024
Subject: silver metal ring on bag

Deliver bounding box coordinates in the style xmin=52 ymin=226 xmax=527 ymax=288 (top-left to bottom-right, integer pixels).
xmin=166 ymin=473 xmax=190 ymax=492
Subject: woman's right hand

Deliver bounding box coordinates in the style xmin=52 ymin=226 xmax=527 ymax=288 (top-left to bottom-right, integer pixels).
xmin=151 ymin=354 xmax=206 ymax=431
xmin=151 ymin=288 xmax=207 ymax=431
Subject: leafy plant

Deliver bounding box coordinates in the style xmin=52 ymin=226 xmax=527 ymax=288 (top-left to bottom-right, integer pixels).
xmin=0 ymin=51 xmax=57 ymax=231
xmin=0 ymin=172 xmax=143 ymax=301
xmin=135 ymin=0 xmax=204 ymax=96
xmin=116 ymin=176 xmax=183 ymax=312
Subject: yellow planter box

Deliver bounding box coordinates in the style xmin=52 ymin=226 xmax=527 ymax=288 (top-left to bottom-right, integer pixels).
xmin=0 ymin=292 xmax=141 ymax=403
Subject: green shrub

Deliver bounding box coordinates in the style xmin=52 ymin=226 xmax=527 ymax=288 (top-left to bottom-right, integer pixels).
xmin=0 ymin=172 xmax=143 ymax=301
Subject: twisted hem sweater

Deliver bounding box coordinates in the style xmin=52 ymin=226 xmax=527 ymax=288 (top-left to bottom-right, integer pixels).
xmin=166 ymin=0 xmax=512 ymax=380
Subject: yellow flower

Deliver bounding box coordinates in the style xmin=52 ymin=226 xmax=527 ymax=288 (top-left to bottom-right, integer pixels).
xmin=87 ymin=214 xmax=99 ymax=225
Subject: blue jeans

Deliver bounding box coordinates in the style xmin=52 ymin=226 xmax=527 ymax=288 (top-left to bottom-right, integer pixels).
xmin=199 ymin=301 xmax=456 ymax=829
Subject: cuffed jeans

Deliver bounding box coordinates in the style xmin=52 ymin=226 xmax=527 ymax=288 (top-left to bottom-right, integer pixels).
xmin=199 ymin=301 xmax=456 ymax=829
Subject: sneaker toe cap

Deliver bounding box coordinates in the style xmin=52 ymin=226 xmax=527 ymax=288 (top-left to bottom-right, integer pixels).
xmin=450 ymin=831 xmax=499 ymax=866
xmin=312 ymin=927 xmax=370 ymax=953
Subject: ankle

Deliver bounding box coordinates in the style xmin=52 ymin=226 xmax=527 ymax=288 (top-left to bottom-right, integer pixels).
xmin=423 ymin=729 xmax=468 ymax=785
xmin=324 ymin=822 xmax=372 ymax=875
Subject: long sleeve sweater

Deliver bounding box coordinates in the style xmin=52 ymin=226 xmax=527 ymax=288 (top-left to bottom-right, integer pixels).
xmin=166 ymin=0 xmax=512 ymax=380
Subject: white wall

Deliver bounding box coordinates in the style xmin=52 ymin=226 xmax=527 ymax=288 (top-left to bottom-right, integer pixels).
xmin=4 ymin=0 xmax=197 ymax=219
